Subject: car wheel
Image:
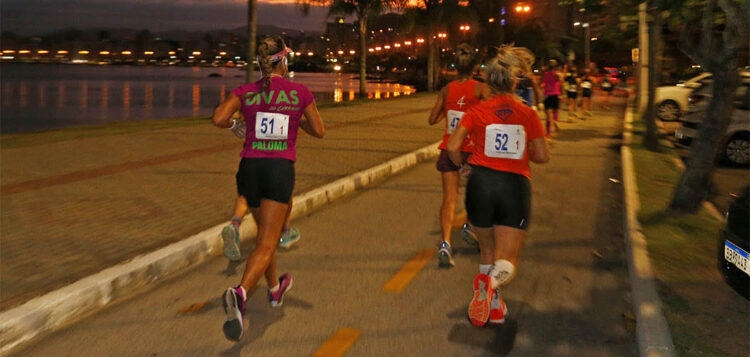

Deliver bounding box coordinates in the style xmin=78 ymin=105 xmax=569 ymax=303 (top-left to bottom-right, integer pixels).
xmin=656 ymin=101 xmax=680 ymax=121
xmin=725 ymin=133 xmax=750 ymax=165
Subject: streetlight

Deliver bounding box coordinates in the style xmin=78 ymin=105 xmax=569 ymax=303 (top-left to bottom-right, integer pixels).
xmin=515 ymin=3 xmax=531 ymax=13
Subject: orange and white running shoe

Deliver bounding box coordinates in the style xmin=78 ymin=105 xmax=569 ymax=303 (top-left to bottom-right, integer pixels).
xmin=489 ymin=292 xmax=508 ymax=324
xmin=468 ymin=273 xmax=494 ymax=327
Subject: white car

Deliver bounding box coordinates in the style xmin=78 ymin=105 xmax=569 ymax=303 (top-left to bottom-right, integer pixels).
xmin=675 ymin=77 xmax=750 ymax=165
xmin=656 ymin=71 xmax=750 ymax=121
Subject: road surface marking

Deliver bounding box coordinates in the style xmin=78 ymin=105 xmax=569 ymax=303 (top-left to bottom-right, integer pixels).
xmin=312 ymin=328 xmax=362 ymax=357
xmin=383 ymin=248 xmax=437 ymax=293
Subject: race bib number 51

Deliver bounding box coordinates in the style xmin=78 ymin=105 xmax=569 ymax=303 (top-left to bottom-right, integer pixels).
xmin=446 ymin=110 xmax=464 ymax=134
xmin=255 ymin=112 xmax=289 ymax=140
xmin=484 ymin=124 xmax=526 ymax=160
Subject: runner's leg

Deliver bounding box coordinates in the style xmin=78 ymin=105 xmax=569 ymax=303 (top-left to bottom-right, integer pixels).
xmin=239 ymin=199 xmax=288 ymax=292
xmin=440 ymin=171 xmax=460 ymax=244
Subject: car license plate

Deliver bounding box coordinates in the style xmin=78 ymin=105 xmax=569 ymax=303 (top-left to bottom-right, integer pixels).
xmin=724 ymin=241 xmax=750 ymax=276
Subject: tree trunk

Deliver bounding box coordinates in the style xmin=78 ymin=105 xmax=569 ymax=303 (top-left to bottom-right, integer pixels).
xmin=642 ymin=1 xmax=661 ymax=151
xmin=427 ymin=36 xmax=436 ymax=92
xmin=669 ymin=66 xmax=739 ymax=214
xmin=245 ymin=0 xmax=258 ymax=83
xmin=359 ymin=14 xmax=368 ymax=98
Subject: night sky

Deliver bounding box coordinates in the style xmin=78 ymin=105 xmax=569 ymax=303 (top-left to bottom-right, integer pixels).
xmin=1 ymin=0 xmax=330 ymax=35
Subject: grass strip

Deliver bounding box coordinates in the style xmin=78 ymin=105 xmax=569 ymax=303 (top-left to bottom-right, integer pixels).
xmin=630 ymin=119 xmax=728 ymax=357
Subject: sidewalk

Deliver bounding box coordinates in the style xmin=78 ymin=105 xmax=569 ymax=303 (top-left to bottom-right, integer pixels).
xmin=0 ymin=94 xmax=442 ymax=311
xmin=13 ymin=96 xmax=636 ymax=357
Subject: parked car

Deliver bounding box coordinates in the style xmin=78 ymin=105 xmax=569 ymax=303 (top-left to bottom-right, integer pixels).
xmin=674 ymin=76 xmax=750 ymax=165
xmin=718 ymin=186 xmax=749 ymax=300
xmin=655 ymin=70 xmax=750 ymax=121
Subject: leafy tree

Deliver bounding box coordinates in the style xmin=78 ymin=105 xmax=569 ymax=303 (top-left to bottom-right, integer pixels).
xmin=669 ymin=0 xmax=749 ymax=214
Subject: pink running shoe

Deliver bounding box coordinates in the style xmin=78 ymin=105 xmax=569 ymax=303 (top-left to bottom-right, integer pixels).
xmin=468 ymin=273 xmax=494 ymax=327
xmin=222 ymin=286 xmax=246 ymax=341
xmin=268 ymin=273 xmax=293 ymax=307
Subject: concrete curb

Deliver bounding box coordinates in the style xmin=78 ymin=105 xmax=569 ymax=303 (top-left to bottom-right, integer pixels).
xmin=0 ymin=142 xmax=441 ymax=355
xmin=622 ymin=109 xmax=677 ymax=357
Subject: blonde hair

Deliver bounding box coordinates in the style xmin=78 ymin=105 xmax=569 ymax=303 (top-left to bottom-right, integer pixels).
xmin=484 ymin=45 xmax=535 ymax=94
xmin=256 ymin=35 xmax=287 ymax=91
xmin=454 ymin=43 xmax=479 ymax=76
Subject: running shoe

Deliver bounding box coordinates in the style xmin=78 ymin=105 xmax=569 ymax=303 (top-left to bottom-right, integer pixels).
xmin=438 ymin=241 xmax=455 ymax=268
xmin=468 ymin=273 xmax=494 ymax=327
xmin=221 ymin=224 xmax=241 ymax=261
xmin=489 ymin=290 xmax=508 ymax=324
xmin=278 ymin=227 xmax=300 ymax=248
xmin=268 ymin=273 xmax=293 ymax=307
xmin=461 ymin=223 xmax=479 ymax=246
xmin=222 ymin=286 xmax=246 ymax=341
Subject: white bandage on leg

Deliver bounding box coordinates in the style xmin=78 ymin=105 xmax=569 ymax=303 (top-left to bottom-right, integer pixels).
xmin=489 ymin=259 xmax=515 ymax=289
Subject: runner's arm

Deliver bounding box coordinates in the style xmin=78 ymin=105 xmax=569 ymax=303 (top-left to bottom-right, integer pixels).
xmin=428 ymin=86 xmax=449 ymax=125
xmin=301 ymin=100 xmax=325 ymax=138
xmin=528 ymin=137 xmax=550 ymax=163
xmin=446 ymin=126 xmax=469 ymax=166
xmin=213 ymin=95 xmax=242 ymax=128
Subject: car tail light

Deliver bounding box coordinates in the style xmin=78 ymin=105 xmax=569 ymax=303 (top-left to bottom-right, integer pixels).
xmin=689 ymin=93 xmax=706 ymax=105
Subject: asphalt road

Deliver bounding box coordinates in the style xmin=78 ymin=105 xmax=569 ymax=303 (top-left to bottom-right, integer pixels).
xmin=13 ymin=102 xmax=635 ymax=356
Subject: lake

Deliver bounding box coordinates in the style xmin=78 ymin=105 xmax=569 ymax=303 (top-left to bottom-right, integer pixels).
xmin=0 ymin=63 xmax=416 ymax=134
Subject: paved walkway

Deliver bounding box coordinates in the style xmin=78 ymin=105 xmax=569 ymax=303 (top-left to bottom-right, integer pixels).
xmin=14 ymin=96 xmax=634 ymax=356
xmin=0 ymin=94 xmax=442 ymax=311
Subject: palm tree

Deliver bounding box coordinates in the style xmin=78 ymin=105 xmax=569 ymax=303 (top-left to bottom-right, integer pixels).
xmin=246 ymin=0 xmax=258 ymax=83
xmin=301 ymin=0 xmax=401 ymax=98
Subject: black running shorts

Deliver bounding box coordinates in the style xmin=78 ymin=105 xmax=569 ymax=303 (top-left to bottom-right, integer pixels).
xmin=236 ymin=158 xmax=295 ymax=207
xmin=465 ymin=165 xmax=531 ymax=230
xmin=436 ymin=150 xmax=471 ymax=172
xmin=582 ymin=88 xmax=592 ymax=98
xmin=543 ymin=95 xmax=559 ymax=110
xmin=566 ymin=91 xmax=578 ymax=99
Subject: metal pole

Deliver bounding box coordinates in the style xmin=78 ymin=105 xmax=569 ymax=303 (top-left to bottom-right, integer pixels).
xmin=245 ymin=0 xmax=257 ymax=83
xmin=638 ymin=1 xmax=649 ymax=113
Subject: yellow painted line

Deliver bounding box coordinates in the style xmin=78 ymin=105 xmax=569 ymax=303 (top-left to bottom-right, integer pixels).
xmin=312 ymin=328 xmax=362 ymax=357
xmin=383 ymin=248 xmax=437 ymax=293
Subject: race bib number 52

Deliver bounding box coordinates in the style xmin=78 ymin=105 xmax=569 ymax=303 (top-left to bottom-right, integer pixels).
xmin=484 ymin=124 xmax=526 ymax=160
xmin=446 ymin=110 xmax=464 ymax=134
xmin=255 ymin=112 xmax=289 ymax=140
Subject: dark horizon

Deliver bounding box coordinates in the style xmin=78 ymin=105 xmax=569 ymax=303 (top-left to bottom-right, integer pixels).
xmin=1 ymin=0 xmax=330 ymax=37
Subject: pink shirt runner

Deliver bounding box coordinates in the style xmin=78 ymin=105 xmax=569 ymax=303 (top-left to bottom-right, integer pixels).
xmin=231 ymin=76 xmax=315 ymax=162
xmin=543 ymin=71 xmax=561 ymax=96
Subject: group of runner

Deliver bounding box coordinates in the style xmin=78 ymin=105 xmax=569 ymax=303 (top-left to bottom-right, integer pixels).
xmin=211 ymin=34 xmax=600 ymax=340
xmin=540 ymin=60 xmax=615 ymax=136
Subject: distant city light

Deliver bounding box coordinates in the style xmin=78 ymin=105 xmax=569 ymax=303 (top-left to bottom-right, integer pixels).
xmin=294 ymin=52 xmax=302 ymax=56
xmin=19 ymin=50 xmax=31 ymax=54
xmin=416 ymin=38 xmax=425 ymax=44
xmin=375 ymin=46 xmax=382 ymax=51
xmin=488 ymin=18 xmax=495 ymax=23
xmin=591 ymin=37 xmax=598 ymax=41
xmin=582 ymin=22 xmax=589 ymax=28
xmin=3 ymin=50 xmax=16 ymax=54
xmin=394 ymin=43 xmax=401 ymax=48
xmin=57 ymin=50 xmax=68 ymax=54
xmin=369 ymin=48 xmax=375 ymax=52
xmin=100 ymin=51 xmax=110 ymax=55
xmin=192 ymin=51 xmax=201 ymax=56
xmin=168 ymin=51 xmax=176 ymax=55
xmin=307 ymin=51 xmax=314 ymax=56
xmin=404 ymin=41 xmax=412 ymax=46
xmin=574 ymin=22 xmax=581 ymax=26
xmin=333 ymin=65 xmax=342 ymax=71
xmin=144 ymin=51 xmax=155 ymax=55
xmin=37 ymin=50 xmax=49 ymax=54
xmin=459 ymin=25 xmax=471 ymax=31
xmin=501 ymin=19 xmax=506 ymax=25
xmin=219 ymin=51 xmax=227 ymax=56
xmin=384 ymin=45 xmax=391 ymax=49
xmin=77 ymin=50 xmax=89 ymax=55
xmin=349 ymin=50 xmax=356 ymax=55
xmin=122 ymin=51 xmax=132 ymax=55
xmin=338 ymin=50 xmax=344 ymax=55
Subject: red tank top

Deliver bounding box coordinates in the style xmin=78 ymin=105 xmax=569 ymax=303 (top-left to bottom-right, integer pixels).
xmin=439 ymin=80 xmax=480 ymax=151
